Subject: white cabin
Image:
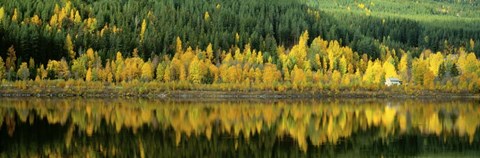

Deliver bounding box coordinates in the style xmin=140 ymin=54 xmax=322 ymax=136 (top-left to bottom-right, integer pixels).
xmin=385 ymin=77 xmax=402 ymax=86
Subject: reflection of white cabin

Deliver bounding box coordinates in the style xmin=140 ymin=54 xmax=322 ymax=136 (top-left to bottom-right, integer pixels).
xmin=385 ymin=77 xmax=402 ymax=86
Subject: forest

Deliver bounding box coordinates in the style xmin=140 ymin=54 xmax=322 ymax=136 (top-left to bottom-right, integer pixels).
xmin=0 ymin=0 xmax=480 ymax=94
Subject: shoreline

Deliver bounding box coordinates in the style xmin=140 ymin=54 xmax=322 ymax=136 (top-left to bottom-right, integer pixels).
xmin=1 ymin=88 xmax=479 ymax=99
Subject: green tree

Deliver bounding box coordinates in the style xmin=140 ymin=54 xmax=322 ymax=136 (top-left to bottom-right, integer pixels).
xmin=71 ymin=55 xmax=87 ymax=79
xmin=6 ymin=46 xmax=16 ymax=70
xmin=17 ymin=62 xmax=30 ymax=80
xmin=156 ymin=62 xmax=166 ymax=81
xmin=0 ymin=57 xmax=5 ymax=80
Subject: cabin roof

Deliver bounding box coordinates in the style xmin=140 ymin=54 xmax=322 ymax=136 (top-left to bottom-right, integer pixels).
xmin=387 ymin=77 xmax=401 ymax=82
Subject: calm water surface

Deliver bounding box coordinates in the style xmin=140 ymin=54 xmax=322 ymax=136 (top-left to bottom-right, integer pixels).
xmin=0 ymin=98 xmax=479 ymax=157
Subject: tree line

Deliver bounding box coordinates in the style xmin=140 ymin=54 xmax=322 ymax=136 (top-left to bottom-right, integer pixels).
xmin=1 ymin=31 xmax=480 ymax=93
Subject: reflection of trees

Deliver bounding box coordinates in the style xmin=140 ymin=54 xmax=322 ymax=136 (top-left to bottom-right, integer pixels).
xmin=0 ymin=99 xmax=480 ymax=157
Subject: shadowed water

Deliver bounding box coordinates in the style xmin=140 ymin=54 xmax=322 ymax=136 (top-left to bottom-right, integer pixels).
xmin=0 ymin=98 xmax=479 ymax=157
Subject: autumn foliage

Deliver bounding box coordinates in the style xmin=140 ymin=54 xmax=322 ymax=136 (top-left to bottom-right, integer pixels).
xmin=1 ymin=31 xmax=480 ymax=93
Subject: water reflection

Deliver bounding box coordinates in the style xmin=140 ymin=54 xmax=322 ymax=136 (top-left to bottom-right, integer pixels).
xmin=0 ymin=98 xmax=479 ymax=157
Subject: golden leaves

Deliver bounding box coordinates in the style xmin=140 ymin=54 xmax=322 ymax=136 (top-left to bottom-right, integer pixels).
xmin=2 ymin=99 xmax=480 ymax=153
xmin=427 ymin=113 xmax=442 ymax=135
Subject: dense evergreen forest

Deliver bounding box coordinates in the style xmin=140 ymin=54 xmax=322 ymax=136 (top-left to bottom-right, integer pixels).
xmin=0 ymin=0 xmax=479 ymax=64
xmin=1 ymin=0 xmax=480 ymax=94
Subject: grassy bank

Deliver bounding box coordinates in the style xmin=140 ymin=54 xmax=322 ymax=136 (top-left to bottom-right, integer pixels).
xmin=1 ymin=80 xmax=477 ymax=99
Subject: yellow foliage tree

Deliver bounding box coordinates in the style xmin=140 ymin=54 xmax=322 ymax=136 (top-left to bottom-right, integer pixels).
xmin=206 ymin=43 xmax=214 ymax=61
xmin=105 ymin=60 xmax=113 ymax=83
xmin=254 ymin=68 xmax=262 ymax=84
xmin=339 ymin=55 xmax=347 ymax=74
xmin=283 ymin=66 xmax=290 ymax=83
xmin=37 ymin=64 xmax=47 ymax=80
xmin=156 ymin=62 xmax=166 ymax=81
xmin=383 ymin=59 xmax=398 ymax=79
xmin=140 ymin=19 xmax=147 ymax=43
xmin=423 ymin=70 xmax=435 ymax=89
xmin=28 ymin=58 xmax=35 ymax=70
xmin=398 ymin=53 xmax=409 ymax=81
xmin=256 ymin=51 xmax=263 ymax=65
xmin=86 ymin=68 xmax=92 ymax=82
xmin=363 ymin=60 xmax=384 ymax=84
xmin=292 ymin=65 xmax=306 ymax=91
xmin=460 ymin=53 xmax=478 ymax=74
xmin=0 ymin=7 xmax=4 ymax=22
xmin=176 ymin=37 xmax=183 ymax=55
xmin=65 ymin=34 xmax=76 ymax=60
xmin=74 ymin=11 xmax=82 ymax=23
xmin=209 ymin=64 xmax=219 ymax=83
xmin=331 ymin=70 xmax=342 ymax=90
xmin=289 ymin=31 xmax=309 ymax=68
xmin=71 ymin=54 xmax=87 ymax=79
xmin=50 ymin=14 xmax=58 ymax=27
xmin=412 ymin=58 xmax=428 ymax=85
xmin=12 ymin=8 xmax=18 ymax=22
xmin=179 ymin=64 xmax=187 ymax=81
xmin=17 ymin=62 xmax=30 ymax=80
xmin=164 ymin=65 xmax=172 ymax=82
xmin=84 ymin=17 xmax=97 ymax=32
xmin=188 ymin=57 xmax=203 ymax=84
xmin=227 ymin=66 xmax=240 ymax=83
xmin=141 ymin=61 xmax=153 ymax=81
xmin=115 ymin=52 xmax=124 ymax=82
xmin=428 ymin=52 xmax=444 ymax=77
xmin=204 ymin=11 xmax=210 ymax=21
xmin=30 ymin=15 xmax=42 ymax=25
xmin=58 ymin=59 xmax=70 ymax=79
xmin=372 ymin=60 xmax=385 ymax=84
xmin=263 ymin=63 xmax=280 ymax=85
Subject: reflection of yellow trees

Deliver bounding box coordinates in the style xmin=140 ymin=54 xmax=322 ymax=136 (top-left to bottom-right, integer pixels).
xmin=1 ymin=99 xmax=480 ymax=151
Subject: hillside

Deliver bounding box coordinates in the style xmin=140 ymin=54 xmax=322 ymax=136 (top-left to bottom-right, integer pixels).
xmin=0 ymin=0 xmax=480 ymax=95
xmin=0 ymin=0 xmax=479 ymax=64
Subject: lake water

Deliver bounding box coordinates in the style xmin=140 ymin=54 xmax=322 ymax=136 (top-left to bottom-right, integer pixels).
xmin=0 ymin=98 xmax=479 ymax=157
